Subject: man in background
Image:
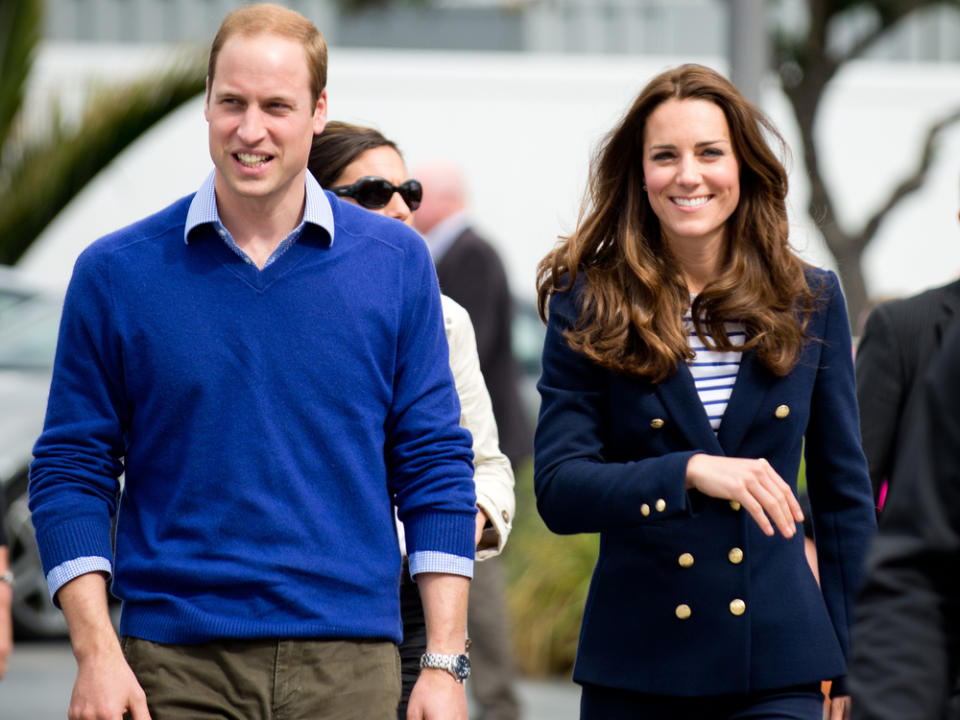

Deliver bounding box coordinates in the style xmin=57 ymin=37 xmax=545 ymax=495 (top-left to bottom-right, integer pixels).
xmin=856 ymin=274 xmax=960 ymax=509
xmin=415 ymin=162 xmax=531 ymax=720
xmin=851 ymin=318 xmax=960 ymax=719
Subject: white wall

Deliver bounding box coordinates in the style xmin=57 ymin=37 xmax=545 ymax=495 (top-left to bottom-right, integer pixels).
xmin=15 ymin=44 xmax=960 ymax=305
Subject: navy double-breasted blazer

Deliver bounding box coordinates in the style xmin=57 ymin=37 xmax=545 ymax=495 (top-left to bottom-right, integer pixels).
xmin=534 ymin=269 xmax=876 ymax=697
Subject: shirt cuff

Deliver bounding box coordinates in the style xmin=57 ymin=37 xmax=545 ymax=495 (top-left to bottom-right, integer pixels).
xmin=47 ymin=556 xmax=113 ymax=603
xmin=408 ymin=550 xmax=473 ymax=579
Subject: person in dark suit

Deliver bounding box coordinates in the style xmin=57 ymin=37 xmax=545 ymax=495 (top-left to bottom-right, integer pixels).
xmin=850 ymin=319 xmax=960 ymax=720
xmin=413 ymin=162 xmax=532 ymax=465
xmin=414 ymin=162 xmax=530 ymax=720
xmin=534 ymin=64 xmax=876 ymax=720
xmin=855 ymin=278 xmax=960 ymax=508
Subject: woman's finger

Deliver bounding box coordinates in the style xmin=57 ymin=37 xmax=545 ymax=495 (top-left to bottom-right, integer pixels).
xmin=746 ymin=477 xmax=796 ymax=539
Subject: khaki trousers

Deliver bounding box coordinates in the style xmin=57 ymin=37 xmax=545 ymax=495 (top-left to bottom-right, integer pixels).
xmin=121 ymin=636 xmax=400 ymax=720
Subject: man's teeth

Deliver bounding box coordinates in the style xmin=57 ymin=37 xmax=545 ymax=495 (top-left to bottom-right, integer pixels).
xmin=673 ymin=196 xmax=710 ymax=208
xmin=237 ymin=153 xmax=269 ymax=167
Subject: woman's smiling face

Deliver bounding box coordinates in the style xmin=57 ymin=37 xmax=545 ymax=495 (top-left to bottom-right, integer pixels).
xmin=641 ymin=97 xmax=740 ymax=253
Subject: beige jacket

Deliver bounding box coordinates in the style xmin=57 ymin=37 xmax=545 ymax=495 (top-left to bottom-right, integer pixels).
xmin=442 ymin=295 xmax=515 ymax=559
xmin=397 ymin=297 xmax=515 ymax=561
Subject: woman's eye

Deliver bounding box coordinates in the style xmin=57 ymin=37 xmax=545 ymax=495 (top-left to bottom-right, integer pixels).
xmin=702 ymin=147 xmax=724 ymax=157
xmin=652 ymin=151 xmax=674 ymax=161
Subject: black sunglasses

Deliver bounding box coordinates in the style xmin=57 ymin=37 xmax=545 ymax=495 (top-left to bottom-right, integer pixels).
xmin=331 ymin=176 xmax=423 ymax=211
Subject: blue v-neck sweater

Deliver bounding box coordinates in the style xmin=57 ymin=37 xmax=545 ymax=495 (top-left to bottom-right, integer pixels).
xmin=29 ymin=193 xmax=476 ymax=644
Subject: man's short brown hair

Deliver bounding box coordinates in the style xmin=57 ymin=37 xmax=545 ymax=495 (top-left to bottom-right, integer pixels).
xmin=207 ymin=3 xmax=327 ymax=105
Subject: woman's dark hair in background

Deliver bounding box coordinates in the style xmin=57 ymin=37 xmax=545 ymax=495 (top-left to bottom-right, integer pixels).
xmin=536 ymin=63 xmax=820 ymax=383
xmin=308 ymin=121 xmax=399 ymax=187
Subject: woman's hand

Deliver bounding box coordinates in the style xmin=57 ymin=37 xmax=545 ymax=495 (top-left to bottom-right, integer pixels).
xmin=685 ymin=454 xmax=804 ymax=538
xmin=829 ymin=694 xmax=851 ymax=720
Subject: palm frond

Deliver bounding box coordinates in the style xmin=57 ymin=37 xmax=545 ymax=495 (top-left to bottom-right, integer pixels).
xmin=0 ymin=0 xmax=43 ymax=160
xmin=0 ymin=53 xmax=206 ymax=265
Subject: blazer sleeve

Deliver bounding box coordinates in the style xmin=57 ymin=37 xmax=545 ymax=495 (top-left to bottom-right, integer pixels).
xmin=534 ymin=289 xmax=697 ymax=535
xmin=802 ymin=272 xmax=877 ymax=694
xmin=855 ymin=303 xmax=904 ymax=506
xmin=850 ymin=322 xmax=960 ymax=720
xmin=442 ymin=296 xmax=515 ymax=559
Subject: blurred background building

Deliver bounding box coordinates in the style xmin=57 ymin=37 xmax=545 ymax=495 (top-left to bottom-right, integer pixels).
xmin=37 ymin=0 xmax=960 ymax=61
xmin=16 ymin=0 xmax=960 ymax=310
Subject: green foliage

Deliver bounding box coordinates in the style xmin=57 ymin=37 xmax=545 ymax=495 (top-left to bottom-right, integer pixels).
xmin=0 ymin=0 xmax=42 ymax=164
xmin=0 ymin=0 xmax=206 ymax=265
xmin=504 ymin=460 xmax=598 ymax=677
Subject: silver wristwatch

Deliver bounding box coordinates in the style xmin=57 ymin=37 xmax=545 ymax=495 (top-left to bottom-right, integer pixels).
xmin=419 ymin=652 xmax=471 ymax=683
xmin=0 ymin=570 xmax=13 ymax=587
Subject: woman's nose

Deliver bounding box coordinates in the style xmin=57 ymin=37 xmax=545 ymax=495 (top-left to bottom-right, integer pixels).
xmin=676 ymin=155 xmax=701 ymax=186
xmin=384 ymin=192 xmax=413 ymax=226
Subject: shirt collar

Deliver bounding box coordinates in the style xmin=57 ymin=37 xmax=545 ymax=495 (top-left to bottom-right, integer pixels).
xmin=423 ymin=209 xmax=469 ymax=263
xmin=184 ymin=170 xmax=336 ymax=247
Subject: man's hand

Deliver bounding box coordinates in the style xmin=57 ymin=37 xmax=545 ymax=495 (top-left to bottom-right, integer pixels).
xmin=59 ymin=573 xmax=151 ymax=720
xmin=69 ymin=643 xmax=150 ymax=720
xmin=406 ymin=668 xmax=468 ymax=720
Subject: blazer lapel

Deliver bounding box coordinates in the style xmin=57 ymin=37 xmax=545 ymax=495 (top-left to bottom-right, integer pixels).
xmin=657 ymin=362 xmax=725 ymax=455
xmin=935 ymin=279 xmax=960 ymax=344
xmin=716 ymin=350 xmax=774 ymax=456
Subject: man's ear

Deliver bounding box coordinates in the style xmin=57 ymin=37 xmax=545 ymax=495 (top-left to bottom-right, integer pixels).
xmin=313 ymin=89 xmax=328 ymax=135
xmin=203 ymin=77 xmax=212 ymax=121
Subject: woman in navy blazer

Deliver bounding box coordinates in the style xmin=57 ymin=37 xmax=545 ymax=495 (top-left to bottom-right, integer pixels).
xmin=534 ymin=64 xmax=876 ymax=720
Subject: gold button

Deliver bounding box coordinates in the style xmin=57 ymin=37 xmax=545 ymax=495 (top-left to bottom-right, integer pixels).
xmin=678 ymin=553 xmax=694 ymax=568
xmin=729 ymin=599 xmax=746 ymax=616
xmin=641 ymin=503 xmax=650 ymax=517
xmin=775 ymin=404 xmax=790 ymax=419
xmin=729 ymin=500 xmax=741 ymax=511
xmin=655 ymin=498 xmax=666 ymax=512
xmin=502 ymin=510 xmax=510 ymax=523
xmin=728 ymin=547 xmax=744 ymax=564
xmin=675 ymin=603 xmax=691 ymax=620
xmin=650 ymin=418 xmax=665 ymax=429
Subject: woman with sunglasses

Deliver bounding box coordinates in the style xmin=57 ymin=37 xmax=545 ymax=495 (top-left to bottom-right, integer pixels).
xmin=308 ymin=121 xmax=515 ymax=719
xmin=534 ymin=65 xmax=875 ymax=719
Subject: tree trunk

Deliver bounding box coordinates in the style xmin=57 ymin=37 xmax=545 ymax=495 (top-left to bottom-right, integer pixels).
xmin=828 ymin=236 xmax=870 ymax=338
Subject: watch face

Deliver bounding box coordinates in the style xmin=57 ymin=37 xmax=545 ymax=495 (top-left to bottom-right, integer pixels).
xmin=454 ymin=654 xmax=471 ymax=679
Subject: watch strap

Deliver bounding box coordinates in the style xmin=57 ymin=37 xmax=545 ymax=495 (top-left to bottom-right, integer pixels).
xmin=419 ymin=652 xmax=471 ymax=682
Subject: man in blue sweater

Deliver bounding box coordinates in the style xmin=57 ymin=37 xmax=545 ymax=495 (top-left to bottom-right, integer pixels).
xmin=28 ymin=5 xmax=476 ymax=719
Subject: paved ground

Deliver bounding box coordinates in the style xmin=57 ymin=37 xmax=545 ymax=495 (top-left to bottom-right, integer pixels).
xmin=0 ymin=640 xmax=580 ymax=719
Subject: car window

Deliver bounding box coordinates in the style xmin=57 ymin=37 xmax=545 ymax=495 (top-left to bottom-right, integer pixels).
xmin=0 ymin=288 xmax=61 ymax=370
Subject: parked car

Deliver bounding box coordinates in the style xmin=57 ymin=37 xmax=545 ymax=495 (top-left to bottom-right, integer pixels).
xmin=0 ymin=266 xmax=66 ymax=638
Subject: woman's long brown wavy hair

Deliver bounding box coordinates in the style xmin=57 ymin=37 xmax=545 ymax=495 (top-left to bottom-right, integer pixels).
xmin=536 ymin=63 xmax=819 ymax=383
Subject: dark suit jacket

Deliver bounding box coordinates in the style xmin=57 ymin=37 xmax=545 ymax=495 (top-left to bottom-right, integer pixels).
xmin=851 ymin=320 xmax=960 ymax=720
xmin=435 ymin=227 xmax=532 ymax=464
xmin=856 ymin=279 xmax=960 ymax=505
xmin=535 ymin=269 xmax=876 ymax=696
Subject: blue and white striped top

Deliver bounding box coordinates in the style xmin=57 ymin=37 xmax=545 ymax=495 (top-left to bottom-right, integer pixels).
xmin=684 ymin=306 xmax=745 ymax=432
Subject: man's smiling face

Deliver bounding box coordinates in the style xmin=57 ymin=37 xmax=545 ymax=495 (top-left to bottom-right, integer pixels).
xmin=204 ymin=31 xmax=326 ymax=212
